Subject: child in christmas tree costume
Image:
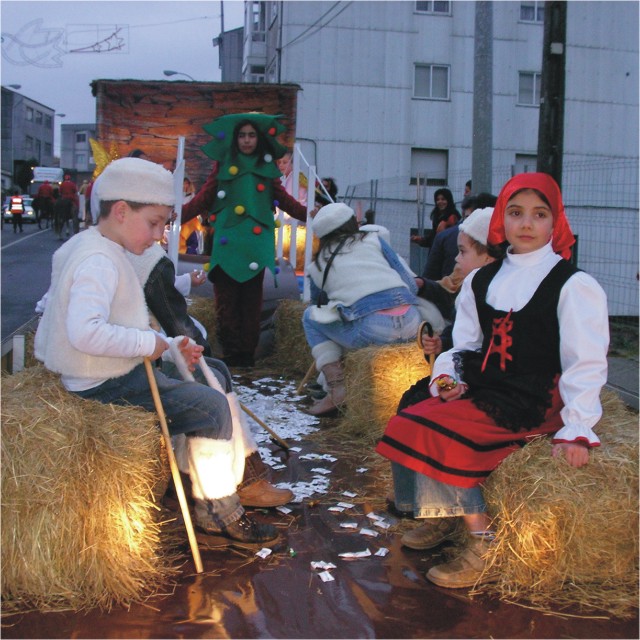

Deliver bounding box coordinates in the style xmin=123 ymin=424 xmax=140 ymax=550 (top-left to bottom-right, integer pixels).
xmin=190 ymin=113 xmax=309 ymax=367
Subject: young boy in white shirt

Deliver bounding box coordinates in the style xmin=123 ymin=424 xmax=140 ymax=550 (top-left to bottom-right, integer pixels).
xmin=35 ymin=157 xmax=278 ymax=545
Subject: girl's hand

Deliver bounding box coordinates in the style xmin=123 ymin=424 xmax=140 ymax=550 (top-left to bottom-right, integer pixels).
xmin=190 ymin=269 xmax=206 ymax=287
xmin=421 ymin=334 xmax=442 ymax=357
xmin=151 ymin=335 xmax=169 ymax=360
xmin=551 ymin=442 xmax=590 ymax=468
xmin=434 ymin=375 xmax=467 ymax=402
xmin=176 ymin=336 xmax=203 ymax=371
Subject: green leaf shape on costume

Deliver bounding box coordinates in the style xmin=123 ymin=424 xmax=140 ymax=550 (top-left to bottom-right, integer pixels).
xmin=201 ymin=112 xmax=288 ymax=162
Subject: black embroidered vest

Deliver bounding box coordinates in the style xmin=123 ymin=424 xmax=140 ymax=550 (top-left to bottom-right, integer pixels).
xmin=456 ymin=258 xmax=579 ymax=432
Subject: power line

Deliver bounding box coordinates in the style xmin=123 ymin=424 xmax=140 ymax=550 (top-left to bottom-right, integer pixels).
xmin=281 ymin=2 xmax=352 ymax=50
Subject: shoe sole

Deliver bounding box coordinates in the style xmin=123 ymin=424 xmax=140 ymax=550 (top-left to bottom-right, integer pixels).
xmin=425 ymin=569 xmax=499 ymax=589
xmin=195 ymin=530 xmax=281 ymax=551
xmin=401 ymin=532 xmax=457 ymax=551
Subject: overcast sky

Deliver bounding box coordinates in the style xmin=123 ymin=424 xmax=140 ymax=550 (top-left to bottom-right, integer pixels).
xmin=1 ymin=0 xmax=245 ymax=153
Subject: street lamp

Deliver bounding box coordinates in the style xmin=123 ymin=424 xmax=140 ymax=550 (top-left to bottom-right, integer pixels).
xmin=163 ymin=69 xmax=196 ymax=81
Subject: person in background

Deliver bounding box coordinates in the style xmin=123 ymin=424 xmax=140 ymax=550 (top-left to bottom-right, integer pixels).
xmin=411 ymin=188 xmax=460 ymax=248
xmin=36 ymin=179 xmax=55 ymax=229
xmin=9 ymin=190 xmax=24 ymax=233
xmin=315 ymin=177 xmax=338 ymax=207
xmin=277 ymin=149 xmax=308 ymax=205
xmin=419 ymin=192 xmax=498 ymax=290
xmin=59 ymin=174 xmax=79 ymax=236
xmin=377 ymin=172 xmax=608 ymax=589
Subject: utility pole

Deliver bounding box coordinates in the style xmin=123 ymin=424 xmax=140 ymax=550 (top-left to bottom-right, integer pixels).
xmin=536 ymin=1 xmax=567 ymax=187
xmin=471 ymin=1 xmax=493 ymax=196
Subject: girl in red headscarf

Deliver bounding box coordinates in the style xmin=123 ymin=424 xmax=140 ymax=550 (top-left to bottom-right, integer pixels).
xmin=376 ymin=173 xmax=609 ymax=589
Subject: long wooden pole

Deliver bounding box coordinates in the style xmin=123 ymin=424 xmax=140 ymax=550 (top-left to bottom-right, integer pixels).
xmin=143 ymin=358 xmax=203 ymax=573
xmin=296 ymin=361 xmax=317 ymax=395
xmin=239 ymin=402 xmax=290 ymax=451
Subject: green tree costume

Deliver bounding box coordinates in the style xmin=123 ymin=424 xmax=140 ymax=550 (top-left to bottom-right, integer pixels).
xmin=201 ymin=113 xmax=289 ymax=283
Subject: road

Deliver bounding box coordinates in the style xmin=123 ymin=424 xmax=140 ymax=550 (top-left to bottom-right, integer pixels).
xmin=1 ymin=220 xmax=63 ymax=341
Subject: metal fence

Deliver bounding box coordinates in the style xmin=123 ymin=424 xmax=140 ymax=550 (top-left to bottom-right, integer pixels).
xmin=343 ymin=159 xmax=639 ymax=316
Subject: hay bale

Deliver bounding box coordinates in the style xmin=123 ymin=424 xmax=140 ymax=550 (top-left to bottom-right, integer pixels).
xmin=187 ymin=295 xmax=221 ymax=355
xmin=272 ymin=299 xmax=313 ymax=376
xmin=480 ymin=389 xmax=639 ymax=618
xmin=1 ymin=366 xmax=177 ymax=613
xmin=341 ymin=343 xmax=430 ymax=443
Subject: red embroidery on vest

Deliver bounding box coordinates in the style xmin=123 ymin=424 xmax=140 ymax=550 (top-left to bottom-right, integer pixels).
xmin=481 ymin=309 xmax=513 ymax=372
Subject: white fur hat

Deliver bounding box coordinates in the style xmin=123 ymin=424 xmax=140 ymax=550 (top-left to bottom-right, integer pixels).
xmin=458 ymin=207 xmax=494 ymax=245
xmin=96 ymin=157 xmax=175 ymax=207
xmin=312 ymin=202 xmax=355 ymax=238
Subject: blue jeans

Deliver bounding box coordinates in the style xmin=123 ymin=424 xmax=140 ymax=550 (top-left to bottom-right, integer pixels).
xmin=303 ymin=306 xmax=422 ymax=351
xmin=391 ymin=462 xmax=486 ymax=519
xmin=74 ymin=363 xmax=240 ymax=524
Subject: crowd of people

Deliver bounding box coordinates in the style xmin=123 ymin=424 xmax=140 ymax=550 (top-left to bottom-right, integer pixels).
xmin=33 ymin=113 xmax=610 ymax=587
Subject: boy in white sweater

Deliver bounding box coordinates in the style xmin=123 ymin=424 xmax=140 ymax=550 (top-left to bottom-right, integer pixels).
xmin=34 ymin=157 xmax=278 ymax=545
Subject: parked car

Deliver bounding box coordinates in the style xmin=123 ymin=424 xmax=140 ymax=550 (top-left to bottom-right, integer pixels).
xmin=2 ymin=196 xmax=36 ymax=224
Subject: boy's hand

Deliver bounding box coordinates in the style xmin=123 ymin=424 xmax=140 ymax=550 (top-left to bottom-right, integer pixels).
xmin=176 ymin=336 xmax=203 ymax=371
xmin=151 ymin=335 xmax=169 ymax=360
xmin=551 ymin=442 xmax=590 ymax=468
xmin=421 ymin=334 xmax=442 ymax=356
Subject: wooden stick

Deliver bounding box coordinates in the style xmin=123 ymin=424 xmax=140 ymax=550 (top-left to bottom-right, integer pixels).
xmin=296 ymin=361 xmax=317 ymax=395
xmin=239 ymin=402 xmax=290 ymax=451
xmin=417 ymin=321 xmax=436 ymax=372
xmin=143 ymin=358 xmax=203 ymax=574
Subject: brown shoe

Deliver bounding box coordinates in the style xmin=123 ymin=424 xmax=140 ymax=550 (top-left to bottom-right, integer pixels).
xmin=426 ymin=536 xmax=499 ymax=588
xmin=400 ymin=517 xmax=460 ymax=550
xmin=237 ymin=478 xmax=294 ymax=508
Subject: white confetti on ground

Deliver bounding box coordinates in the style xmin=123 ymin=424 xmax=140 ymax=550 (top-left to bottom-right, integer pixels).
xmin=235 ymin=375 xmax=333 ymax=503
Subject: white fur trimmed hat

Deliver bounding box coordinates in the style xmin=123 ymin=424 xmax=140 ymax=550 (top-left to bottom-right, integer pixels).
xmin=312 ymin=202 xmax=355 ymax=238
xmin=96 ymin=157 xmax=175 ymax=207
xmin=458 ymin=207 xmax=494 ymax=245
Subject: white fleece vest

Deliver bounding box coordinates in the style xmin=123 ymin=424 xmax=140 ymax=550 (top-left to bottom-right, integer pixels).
xmin=305 ymin=233 xmax=409 ymax=323
xmin=35 ymin=227 xmax=150 ymax=379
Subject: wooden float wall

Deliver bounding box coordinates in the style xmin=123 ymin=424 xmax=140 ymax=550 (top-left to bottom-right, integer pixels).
xmin=91 ymin=80 xmax=300 ymax=190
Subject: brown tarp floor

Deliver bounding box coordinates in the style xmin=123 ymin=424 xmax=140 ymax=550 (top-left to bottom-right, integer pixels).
xmin=2 ymin=374 xmax=638 ymax=639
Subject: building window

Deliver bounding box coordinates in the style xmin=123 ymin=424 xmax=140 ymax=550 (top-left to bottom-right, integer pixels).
xmin=45 ymin=142 xmax=52 ymax=156
xmin=76 ymin=153 xmax=86 ymax=166
xmin=249 ymin=64 xmax=265 ymax=83
xmin=410 ymin=148 xmax=448 ymax=186
xmin=35 ymin=111 xmax=43 ymax=125
xmin=414 ymin=64 xmax=450 ymax=100
xmin=415 ymin=1 xmax=450 ymax=14
xmin=76 ymin=133 xmax=87 ymax=143
xmin=26 ymin=106 xmax=34 ymax=121
xmin=250 ymin=1 xmax=266 ymax=41
xmin=518 ymin=71 xmax=541 ymax=105
xmin=35 ymin=139 xmax=41 ymax=160
xmin=44 ymin=115 xmax=52 ymax=129
xmin=25 ymin=135 xmax=33 ymax=152
xmin=520 ymin=1 xmax=544 ymax=22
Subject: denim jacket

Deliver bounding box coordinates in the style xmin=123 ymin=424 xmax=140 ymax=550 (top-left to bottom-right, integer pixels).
xmin=309 ymin=236 xmax=418 ymax=322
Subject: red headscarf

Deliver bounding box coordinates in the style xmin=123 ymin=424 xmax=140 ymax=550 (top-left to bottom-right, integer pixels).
xmin=487 ymin=172 xmax=575 ymax=260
